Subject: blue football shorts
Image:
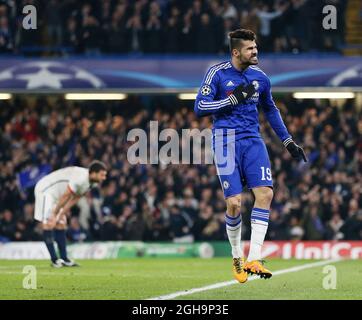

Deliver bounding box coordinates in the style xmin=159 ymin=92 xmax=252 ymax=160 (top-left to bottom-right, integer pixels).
xmin=212 ymin=137 xmax=273 ymax=198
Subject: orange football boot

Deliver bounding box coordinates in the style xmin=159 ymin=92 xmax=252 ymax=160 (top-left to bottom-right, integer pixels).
xmin=244 ymin=260 xmax=272 ymax=279
xmin=232 ymin=258 xmax=248 ymax=283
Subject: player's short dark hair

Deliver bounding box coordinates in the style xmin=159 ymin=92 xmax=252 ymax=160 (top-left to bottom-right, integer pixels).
xmin=89 ymin=160 xmax=107 ymax=173
xmin=229 ymin=29 xmax=257 ymax=51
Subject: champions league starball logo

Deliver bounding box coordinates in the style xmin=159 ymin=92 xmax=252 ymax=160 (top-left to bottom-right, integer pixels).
xmin=0 ymin=61 xmax=105 ymax=89
xmin=200 ymin=85 xmax=212 ymax=96
xmin=328 ymin=64 xmax=362 ymax=86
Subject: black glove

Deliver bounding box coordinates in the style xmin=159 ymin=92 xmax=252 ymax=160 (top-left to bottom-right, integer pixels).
xmin=283 ymin=138 xmax=307 ymax=162
xmin=229 ymin=83 xmax=256 ymax=106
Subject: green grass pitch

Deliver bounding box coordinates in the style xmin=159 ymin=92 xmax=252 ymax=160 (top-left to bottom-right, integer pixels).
xmin=0 ymin=258 xmax=361 ymax=300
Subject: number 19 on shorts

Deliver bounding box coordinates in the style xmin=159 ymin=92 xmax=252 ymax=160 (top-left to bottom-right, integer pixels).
xmin=261 ymin=167 xmax=272 ymax=181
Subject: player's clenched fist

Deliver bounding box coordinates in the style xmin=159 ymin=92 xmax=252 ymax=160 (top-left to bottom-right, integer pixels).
xmin=229 ymin=83 xmax=256 ymax=105
xmin=283 ymin=138 xmax=307 ymax=162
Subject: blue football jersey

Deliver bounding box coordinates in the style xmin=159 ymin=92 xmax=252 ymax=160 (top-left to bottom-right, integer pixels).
xmin=194 ymin=61 xmax=291 ymax=143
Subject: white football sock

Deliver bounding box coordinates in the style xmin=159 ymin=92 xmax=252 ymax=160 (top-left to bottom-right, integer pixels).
xmin=248 ymin=208 xmax=269 ymax=261
xmin=225 ymin=213 xmax=243 ymax=259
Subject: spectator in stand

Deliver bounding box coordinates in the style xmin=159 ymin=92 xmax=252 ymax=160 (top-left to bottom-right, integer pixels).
xmin=169 ymin=205 xmax=194 ymax=242
xmin=340 ymin=199 xmax=362 ymax=240
xmin=0 ymin=16 xmax=13 ymax=53
xmin=0 ymin=210 xmax=15 ymax=242
xmin=81 ymin=15 xmax=103 ymax=56
xmin=45 ymin=0 xmax=63 ymax=48
xmin=67 ymin=216 xmax=88 ymax=242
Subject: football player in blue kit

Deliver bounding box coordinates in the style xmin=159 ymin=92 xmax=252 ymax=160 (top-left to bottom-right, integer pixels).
xmin=194 ymin=29 xmax=307 ymax=283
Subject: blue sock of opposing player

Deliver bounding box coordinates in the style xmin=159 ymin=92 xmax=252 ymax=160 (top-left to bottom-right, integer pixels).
xmin=248 ymin=208 xmax=269 ymax=261
xmin=225 ymin=213 xmax=243 ymax=258
xmin=43 ymin=230 xmax=58 ymax=262
xmin=54 ymin=229 xmax=68 ymax=261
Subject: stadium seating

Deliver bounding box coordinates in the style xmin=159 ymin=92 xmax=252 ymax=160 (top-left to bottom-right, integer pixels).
xmin=0 ymin=0 xmax=346 ymax=56
xmin=0 ymin=96 xmax=361 ymax=242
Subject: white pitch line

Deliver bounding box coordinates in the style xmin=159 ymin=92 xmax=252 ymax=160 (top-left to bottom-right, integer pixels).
xmin=147 ymin=258 xmax=342 ymax=300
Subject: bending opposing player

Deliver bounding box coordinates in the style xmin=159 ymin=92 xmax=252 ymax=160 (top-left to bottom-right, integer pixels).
xmin=194 ymin=29 xmax=306 ymax=283
xmin=34 ymin=161 xmax=107 ymax=267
